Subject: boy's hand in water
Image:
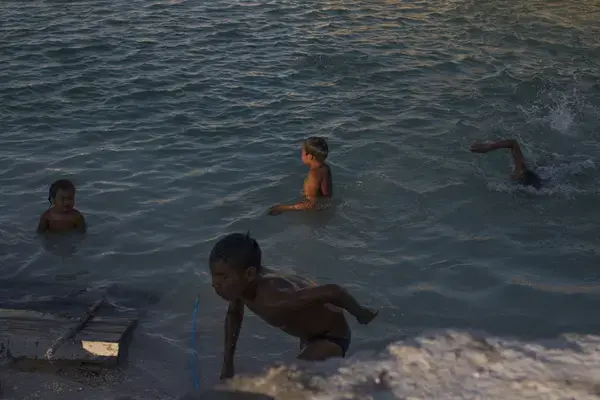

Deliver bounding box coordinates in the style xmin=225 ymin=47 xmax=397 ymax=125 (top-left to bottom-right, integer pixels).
xmin=220 ymin=362 xmax=234 ymax=380
xmin=268 ymin=205 xmax=285 ymax=216
xmin=355 ymin=306 xmax=378 ymax=325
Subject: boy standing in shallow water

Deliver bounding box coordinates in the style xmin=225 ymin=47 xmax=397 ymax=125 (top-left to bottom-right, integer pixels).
xmin=209 ymin=232 xmax=378 ymax=380
xmin=268 ymin=137 xmax=333 ymax=216
xmin=37 ymin=179 xmax=86 ymax=233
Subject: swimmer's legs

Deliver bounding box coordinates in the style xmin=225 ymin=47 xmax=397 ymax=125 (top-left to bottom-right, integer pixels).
xmin=297 ymin=339 xmax=344 ymax=361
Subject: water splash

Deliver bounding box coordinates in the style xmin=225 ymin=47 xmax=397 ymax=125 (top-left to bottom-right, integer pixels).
xmin=196 ymin=330 xmax=600 ymax=400
xmin=486 ymin=156 xmax=595 ymax=197
xmin=536 ymin=157 xmax=595 ymax=182
xmin=519 ymin=86 xmax=599 ymax=136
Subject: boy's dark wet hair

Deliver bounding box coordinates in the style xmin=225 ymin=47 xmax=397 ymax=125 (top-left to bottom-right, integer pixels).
xmin=48 ymin=179 xmax=76 ymax=203
xmin=209 ymin=232 xmax=262 ymax=272
xmin=521 ymin=169 xmax=542 ymax=190
xmin=303 ymin=137 xmax=329 ymax=162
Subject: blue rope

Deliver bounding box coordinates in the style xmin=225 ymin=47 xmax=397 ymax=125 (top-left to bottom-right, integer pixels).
xmin=189 ymin=296 xmax=200 ymax=389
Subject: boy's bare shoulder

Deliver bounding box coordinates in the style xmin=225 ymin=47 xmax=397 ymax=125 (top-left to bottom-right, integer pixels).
xmin=307 ymin=164 xmax=330 ymax=182
xmin=37 ymin=209 xmax=51 ymax=232
xmin=321 ymin=164 xmax=332 ymax=184
xmin=318 ymin=163 xmax=331 ymax=175
xmin=39 ymin=208 xmax=52 ymax=219
xmin=257 ymin=274 xmax=295 ymax=291
xmin=256 ymin=272 xmax=311 ymax=293
xmin=307 ymin=167 xmax=321 ymax=179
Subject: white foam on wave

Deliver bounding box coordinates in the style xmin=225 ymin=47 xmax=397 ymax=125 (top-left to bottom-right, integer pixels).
xmin=204 ymin=330 xmax=600 ymax=400
xmin=519 ymin=86 xmax=600 ymax=137
xmin=537 ymin=157 xmax=596 ymax=182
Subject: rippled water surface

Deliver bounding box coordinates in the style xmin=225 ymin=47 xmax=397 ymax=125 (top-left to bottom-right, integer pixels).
xmin=1 ymin=0 xmax=600 ymax=398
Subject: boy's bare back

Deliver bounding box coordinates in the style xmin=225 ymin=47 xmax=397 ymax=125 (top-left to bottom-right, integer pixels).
xmin=303 ymin=163 xmax=332 ymax=200
xmin=242 ymin=269 xmax=353 ymax=340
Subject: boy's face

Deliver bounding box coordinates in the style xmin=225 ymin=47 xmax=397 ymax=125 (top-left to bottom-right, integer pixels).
xmin=210 ymin=261 xmax=254 ymax=301
xmin=53 ymin=188 xmax=75 ymax=212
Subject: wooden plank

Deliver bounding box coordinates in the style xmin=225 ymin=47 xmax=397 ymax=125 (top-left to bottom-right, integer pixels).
xmin=0 ymin=318 xmax=137 ymax=341
xmin=46 ymin=296 xmax=105 ymax=360
xmin=0 ymin=309 xmax=137 ymax=328
xmin=0 ymin=302 xmax=138 ymax=366
xmin=1 ymin=321 xmax=133 ymax=343
xmin=1 ymin=312 xmax=134 ymax=331
xmin=2 ymin=317 xmax=134 ymax=332
xmin=0 ymin=304 xmax=133 ymax=321
xmin=1 ymin=324 xmax=126 ymax=344
xmin=2 ymin=331 xmax=124 ymax=348
xmin=1 ymin=333 xmax=121 ymax=364
xmin=0 ymin=307 xmax=137 ymax=323
xmin=81 ymin=341 xmax=120 ymax=357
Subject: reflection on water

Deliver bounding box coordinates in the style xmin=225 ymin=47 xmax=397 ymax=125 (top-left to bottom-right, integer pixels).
xmin=39 ymin=231 xmax=86 ymax=258
xmin=512 ymin=275 xmax=600 ymax=295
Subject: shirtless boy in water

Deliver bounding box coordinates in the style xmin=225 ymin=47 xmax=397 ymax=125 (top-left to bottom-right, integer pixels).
xmin=37 ymin=179 xmax=86 ymax=233
xmin=209 ymin=232 xmax=378 ymax=379
xmin=268 ymin=137 xmax=333 ymax=215
xmin=470 ymin=139 xmax=543 ymax=189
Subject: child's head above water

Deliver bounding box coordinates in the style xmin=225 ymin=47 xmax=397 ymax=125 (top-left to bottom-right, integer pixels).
xmin=302 ymin=137 xmax=329 ymax=165
xmin=209 ymin=232 xmax=262 ymax=301
xmin=521 ymin=169 xmax=543 ymax=190
xmin=48 ymin=179 xmax=76 ymax=211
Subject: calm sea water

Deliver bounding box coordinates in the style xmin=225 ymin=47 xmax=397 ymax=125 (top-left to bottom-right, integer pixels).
xmin=1 ymin=0 xmax=600 ymax=398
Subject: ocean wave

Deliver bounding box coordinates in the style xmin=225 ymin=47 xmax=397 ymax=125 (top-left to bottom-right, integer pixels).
xmin=189 ymin=329 xmax=600 ymax=400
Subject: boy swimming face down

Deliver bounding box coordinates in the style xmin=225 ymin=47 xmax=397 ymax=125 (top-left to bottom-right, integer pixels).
xmin=470 ymin=139 xmax=542 ymax=189
xmin=37 ymin=179 xmax=86 ymax=233
xmin=268 ymin=137 xmax=333 ymax=215
xmin=209 ymin=233 xmax=378 ymax=380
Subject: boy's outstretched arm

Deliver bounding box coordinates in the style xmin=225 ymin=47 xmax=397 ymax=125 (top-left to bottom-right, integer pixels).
xmin=470 ymin=139 xmax=526 ymax=173
xmin=260 ymin=280 xmax=378 ymax=324
xmin=220 ymin=299 xmax=244 ymax=380
xmin=268 ymin=198 xmax=317 ymax=215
